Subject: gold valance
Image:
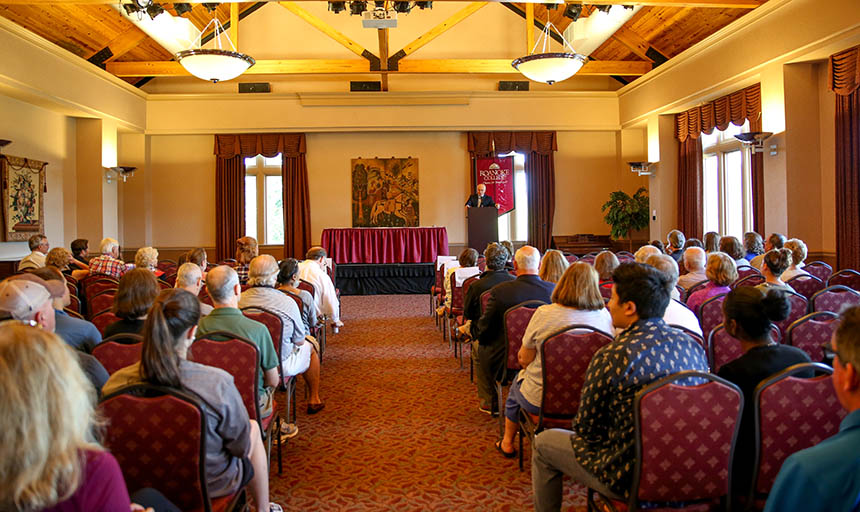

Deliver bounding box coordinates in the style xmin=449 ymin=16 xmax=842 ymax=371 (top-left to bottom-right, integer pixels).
xmin=675 ymin=84 xmax=761 ymax=142
xmin=214 ymin=133 xmax=306 ymax=159
xmin=467 ymin=131 xmax=558 ymax=157
xmin=829 ymin=45 xmax=860 ymax=96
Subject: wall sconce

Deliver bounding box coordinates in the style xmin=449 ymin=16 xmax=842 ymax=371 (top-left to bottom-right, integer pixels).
xmin=628 ymin=161 xmax=656 ymax=176
xmin=105 ymin=166 xmax=136 ymax=184
xmin=734 ymin=132 xmax=774 ymax=154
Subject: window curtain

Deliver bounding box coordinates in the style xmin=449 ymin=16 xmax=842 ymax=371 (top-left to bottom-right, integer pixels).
xmin=830 ymin=46 xmax=860 ymax=271
xmin=214 ymin=133 xmax=311 ymax=261
xmin=467 ymin=131 xmax=557 ymax=251
xmin=675 ymin=83 xmax=762 ymax=238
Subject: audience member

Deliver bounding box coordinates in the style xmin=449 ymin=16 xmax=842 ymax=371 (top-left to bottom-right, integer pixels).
xmin=135 ymin=246 xmax=163 ymax=277
xmin=531 ymin=263 xmax=708 ymax=509
xmin=634 ymin=244 xmax=660 ymax=264
xmin=235 ymin=236 xmax=258 ymax=284
xmin=0 ymin=323 xmax=176 ymax=512
xmin=593 ymin=251 xmax=619 ymax=283
xmin=682 ymin=238 xmax=704 ymax=250
xmin=650 ymin=240 xmax=665 ymax=254
xmin=187 ymin=247 xmax=209 ymax=275
xmin=717 ymin=287 xmax=811 ymax=497
xmin=501 ymin=240 xmax=515 ymax=266
xmin=18 ymin=234 xmax=49 ymax=271
xmin=743 ymin=232 xmax=765 ymax=261
xmin=46 ymin=246 xmax=89 ymax=281
xmin=496 ymin=263 xmax=612 ymax=458
xmin=538 ymin=250 xmax=568 ymax=284
xmin=105 ymin=268 xmax=159 ymax=339
xmin=764 ymin=306 xmax=860 ymax=511
xmin=719 ymin=235 xmax=747 ymax=268
xmin=677 ymin=247 xmax=708 ymax=289
xmin=298 ymin=247 xmax=343 ymax=332
xmin=438 ymin=248 xmax=480 ymax=314
xmin=666 ymin=230 xmax=686 ymax=263
xmin=475 ymin=246 xmax=553 ymax=414
xmin=88 ymin=238 xmax=128 ymax=280
xmin=757 ymin=248 xmax=794 ymax=292
xmin=750 ymin=232 xmax=787 ymax=269
xmin=71 ymin=238 xmax=90 ymax=264
xmin=645 ymin=254 xmax=702 ymax=336
xmin=781 ymin=238 xmax=810 ymax=281
xmin=197 ymin=266 xmax=279 ymax=419
xmin=704 ymin=231 xmax=721 ymax=253
xmin=278 ymin=258 xmax=320 ymax=334
xmin=103 ymin=289 xmax=282 ymax=512
xmin=686 ymin=252 xmax=738 ymax=314
xmin=31 ymin=266 xmax=101 ymax=352
xmin=175 ymin=262 xmax=213 ymax=316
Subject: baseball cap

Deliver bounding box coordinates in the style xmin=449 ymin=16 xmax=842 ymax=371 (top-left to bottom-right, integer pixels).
xmin=0 ymin=274 xmax=64 ymax=320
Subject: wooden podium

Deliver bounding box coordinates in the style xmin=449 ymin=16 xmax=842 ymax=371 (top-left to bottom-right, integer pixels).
xmin=467 ymin=207 xmax=498 ymax=253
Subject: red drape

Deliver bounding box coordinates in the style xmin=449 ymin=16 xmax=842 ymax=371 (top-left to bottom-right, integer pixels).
xmin=677 ymin=137 xmax=704 ymax=240
xmin=320 ymin=227 xmax=449 ymax=264
xmin=830 ymin=46 xmax=860 ymax=271
xmin=215 ymin=156 xmax=245 ymax=263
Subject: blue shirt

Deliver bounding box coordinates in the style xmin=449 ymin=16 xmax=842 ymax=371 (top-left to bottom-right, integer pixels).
xmin=764 ymin=408 xmax=860 ymax=512
xmin=54 ymin=309 xmax=102 ymax=352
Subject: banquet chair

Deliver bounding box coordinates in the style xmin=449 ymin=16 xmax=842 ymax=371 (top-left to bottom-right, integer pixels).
xmin=88 ymin=290 xmax=116 ymax=320
xmin=599 ymin=281 xmax=613 ymax=300
xmin=100 ymin=384 xmax=247 ymax=512
xmin=563 ymin=253 xmax=578 ymax=264
xmin=697 ymin=293 xmax=727 ymax=340
xmin=785 ymin=311 xmax=839 ymax=362
xmin=587 ymin=372 xmax=742 ymax=512
xmin=803 ymin=261 xmax=833 ymax=283
xmin=732 ymin=273 xmax=765 ymax=288
xmin=773 ymin=291 xmax=809 ymax=337
xmin=496 ymin=300 xmax=546 ymax=436
xmin=466 ymin=289 xmax=494 ymax=382
xmin=281 ymin=288 xmax=326 ymax=361
xmin=156 ymin=259 xmax=178 ymax=274
xmin=82 ymin=276 xmax=119 ymax=305
xmin=67 ymin=294 xmax=81 ymax=314
xmin=828 ymin=268 xmax=860 ymax=291
xmin=91 ymin=310 xmax=121 ymax=337
xmin=810 ymin=285 xmax=860 ymax=313
xmin=684 ymin=279 xmax=710 ymax=302
xmin=452 ymin=275 xmax=480 ymax=367
xmin=736 ymin=265 xmax=761 ymax=281
xmin=708 ymin=323 xmax=780 ymax=373
xmin=65 ymin=280 xmax=78 ymax=300
xmin=669 ymin=324 xmax=706 ymax=352
xmin=92 ymin=340 xmax=143 ymax=375
xmin=785 ymin=274 xmax=825 ymax=301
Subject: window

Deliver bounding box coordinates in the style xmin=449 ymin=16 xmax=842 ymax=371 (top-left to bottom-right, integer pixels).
xmin=245 ymin=154 xmax=284 ymax=245
xmin=701 ymin=121 xmax=753 ymax=240
xmin=496 ymin=152 xmax=528 ymax=243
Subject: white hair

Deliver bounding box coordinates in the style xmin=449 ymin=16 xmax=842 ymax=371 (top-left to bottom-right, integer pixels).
xmin=634 ymin=245 xmax=660 ymax=264
xmin=514 ymin=246 xmax=541 ymax=272
xmin=247 ymin=255 xmax=279 ymax=287
xmin=99 ymin=238 xmax=119 ymax=255
xmin=683 ymin=247 xmax=707 ymax=271
xmin=175 ymin=262 xmax=202 ymax=289
xmin=134 ymin=247 xmax=158 ymax=269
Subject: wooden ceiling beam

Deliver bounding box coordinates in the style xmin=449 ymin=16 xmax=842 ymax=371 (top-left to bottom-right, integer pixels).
xmin=611 ymin=26 xmax=669 ymax=65
xmin=387 ymin=2 xmax=486 ymax=70
xmin=230 ymin=2 xmax=239 ymax=47
xmin=398 ymin=59 xmax=651 ymax=74
xmin=378 ymin=27 xmax=389 ymax=91
xmin=85 ymin=25 xmax=148 ymax=66
xmin=525 ymin=3 xmax=534 ymax=54
xmin=279 ymin=1 xmax=379 ymax=68
xmin=0 ymin=0 xmax=763 ymax=6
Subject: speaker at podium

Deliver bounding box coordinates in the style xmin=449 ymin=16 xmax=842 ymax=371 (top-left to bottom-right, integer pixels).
xmin=467 ymin=207 xmax=498 ymax=253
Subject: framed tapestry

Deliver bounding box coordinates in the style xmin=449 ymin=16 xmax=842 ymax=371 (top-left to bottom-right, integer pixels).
xmin=351 ymin=157 xmax=419 ymax=227
xmin=1 ymin=155 xmax=47 ymax=242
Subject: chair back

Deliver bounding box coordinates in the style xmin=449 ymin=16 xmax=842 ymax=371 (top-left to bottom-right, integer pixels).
xmin=675 ymin=285 xmax=686 ymax=303
xmin=298 ymin=279 xmax=315 ymax=299
xmin=631 ymin=372 xmax=742 ymax=508
xmin=480 ymin=290 xmax=492 ymax=314
xmin=218 ymin=258 xmax=238 ymax=267
xmin=733 ymin=273 xmax=765 ymax=288
xmin=192 ymin=332 xmax=261 ymax=423
xmin=785 ymin=274 xmax=825 ymax=301
xmin=100 ymin=385 xmax=213 ymax=511
xmin=163 ymin=272 xmax=178 ymax=287
xmin=65 ymin=274 xmax=78 ymax=286
xmin=92 ymin=341 xmax=143 ymax=375
xmin=63 ymin=308 xmax=84 ymax=319
xmin=83 ymin=277 xmax=119 ymax=302
xmin=753 ymin=363 xmax=845 ymax=497
xmin=804 ymin=261 xmax=833 ymax=283
xmin=282 ymin=289 xmax=306 ymax=315
xmin=685 ymin=279 xmax=710 ymax=300
xmin=811 ymin=285 xmax=860 ymax=313
xmin=669 ymin=324 xmax=706 ymax=352
xmin=156 ymin=260 xmax=177 ymax=274
xmin=828 ymin=268 xmax=860 ymax=291
xmin=503 ymin=301 xmax=546 ymax=374
xmin=66 ymin=280 xmax=78 ymax=299
xmin=67 ymin=294 xmax=81 ymax=314
xmin=708 ymin=323 xmax=780 ymax=372
xmin=564 ymin=253 xmax=578 ymax=264
xmin=91 ymin=310 xmax=121 ymax=337
xmin=786 ymin=311 xmax=839 ymax=362
xmin=539 ymin=325 xmax=613 ymax=428
xmin=599 ymin=281 xmax=613 ymax=300
xmin=477 ymin=259 xmax=487 ymax=272
xmin=463 ymin=275 xmax=479 ymax=300
xmin=736 ymin=265 xmax=761 ymax=281
xmin=88 ymin=290 xmax=116 ymax=320
xmin=773 ymin=291 xmax=809 ymax=336
xmin=697 ymin=293 xmax=727 ymax=338
xmin=241 ymin=307 xmax=284 ymax=361
xmin=579 ymin=255 xmax=595 ymax=265
xmin=156 ymin=279 xmax=171 ymax=290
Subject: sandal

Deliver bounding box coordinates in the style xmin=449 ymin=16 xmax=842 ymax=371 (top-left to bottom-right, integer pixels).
xmin=495 ymin=440 xmax=517 ymax=459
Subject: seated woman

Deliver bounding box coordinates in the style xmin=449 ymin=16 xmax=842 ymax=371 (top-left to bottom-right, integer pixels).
xmin=744 ymin=232 xmax=765 ymax=262
xmin=277 ymin=258 xmax=321 ymax=334
xmin=495 ymin=262 xmax=613 ymax=458
xmin=47 ymin=247 xmax=89 ymax=281
xmin=593 ymin=251 xmax=619 ymax=284
xmin=704 ymin=231 xmax=721 ymax=254
xmin=686 ymin=252 xmax=738 ymax=314
xmin=719 ymin=235 xmax=748 ymax=269
xmin=235 ymin=237 xmax=258 ymax=285
xmin=757 ymin=248 xmax=795 ymax=292
xmin=717 ymin=287 xmax=812 ymax=498
xmin=781 ymin=238 xmax=810 ymax=281
xmin=105 ymin=268 xmax=159 ymax=339
xmin=539 ymin=249 xmax=568 ymax=284
xmin=0 ymin=323 xmax=177 ymax=512
xmin=103 ymin=289 xmax=283 ymax=511
xmin=135 ymin=247 xmax=163 ymax=278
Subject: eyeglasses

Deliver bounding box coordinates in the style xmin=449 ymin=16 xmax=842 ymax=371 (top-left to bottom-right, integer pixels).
xmin=822 ymin=343 xmax=843 ymax=362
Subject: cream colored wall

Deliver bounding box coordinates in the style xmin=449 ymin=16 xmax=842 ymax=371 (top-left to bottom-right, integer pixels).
xmin=818 ymin=64 xmax=837 ymax=254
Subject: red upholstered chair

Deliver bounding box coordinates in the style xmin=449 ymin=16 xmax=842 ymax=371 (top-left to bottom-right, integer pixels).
xmin=773 ymin=291 xmax=809 ymax=337
xmin=751 ymin=363 xmax=846 ymax=504
xmin=587 ymin=372 xmax=742 ymax=512
xmin=92 ymin=340 xmax=143 ymax=375
xmin=480 ymin=290 xmax=492 ymax=314
xmin=684 ymin=279 xmax=710 ymax=302
xmin=63 ymin=307 xmax=84 ymax=319
xmin=564 ymin=253 xmax=579 ymax=264
xmin=828 ymin=268 xmax=860 ymax=291
xmin=156 ymin=259 xmax=177 ymax=274
xmin=298 ymin=279 xmax=315 ymax=299
xmin=67 ymin=294 xmax=81 ymax=314
xmin=65 ymin=274 xmax=78 ymax=286
xmin=82 ymin=276 xmax=119 ymax=304
xmin=452 ymin=275 xmax=481 ymax=366
xmin=736 ymin=265 xmax=761 ymax=281
xmin=100 ymin=385 xmax=246 ymax=512
xmin=785 ymin=274 xmax=825 ymax=301
xmin=518 ymin=325 xmax=613 ymax=470
xmin=66 ymin=280 xmax=78 ymax=299
xmin=616 ymin=250 xmax=634 ymax=259
xmin=495 ymin=300 xmax=546 ymax=436
xmin=579 ymin=255 xmax=595 ymax=265
xmin=708 ymin=323 xmax=781 ymax=373
xmin=599 ymin=281 xmax=613 ymax=300
xmin=804 ymin=261 xmax=833 ymax=283
xmin=733 ymin=273 xmax=765 ymax=288
xmin=697 ymin=293 xmax=727 ymax=339
xmin=91 ymin=310 xmax=121 ymax=337
xmin=786 ymin=311 xmax=839 ymax=362
xmin=192 ymin=332 xmax=282 ymax=474
xmin=675 ymin=285 xmax=686 ymax=303
xmin=811 ymin=285 xmax=860 ymax=313
xmin=669 ymin=324 xmax=706 ymax=352
xmin=218 ymin=258 xmax=237 ymax=267
xmin=164 ymin=272 xmax=178 ymax=287
xmin=87 ymin=290 xmax=115 ymax=320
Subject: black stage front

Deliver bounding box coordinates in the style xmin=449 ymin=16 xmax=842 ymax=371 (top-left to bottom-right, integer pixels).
xmin=336 ymin=263 xmax=434 ymax=295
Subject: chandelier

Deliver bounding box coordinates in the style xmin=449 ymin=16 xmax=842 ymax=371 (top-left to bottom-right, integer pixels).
xmin=176 ymin=17 xmax=255 ymax=83
xmin=511 ymin=20 xmax=586 ymax=85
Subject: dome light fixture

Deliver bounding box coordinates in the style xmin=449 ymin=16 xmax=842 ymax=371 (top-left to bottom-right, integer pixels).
xmin=176 ymin=17 xmax=255 ymax=83
xmin=512 ymin=20 xmax=587 ymax=85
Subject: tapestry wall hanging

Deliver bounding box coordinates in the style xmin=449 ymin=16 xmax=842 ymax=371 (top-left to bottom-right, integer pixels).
xmin=351 ymin=157 xmax=419 ymax=227
xmin=1 ymin=155 xmax=47 ymax=242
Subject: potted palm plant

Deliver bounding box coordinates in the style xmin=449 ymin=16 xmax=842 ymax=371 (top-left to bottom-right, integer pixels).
xmin=601 ymin=187 xmax=649 ymax=252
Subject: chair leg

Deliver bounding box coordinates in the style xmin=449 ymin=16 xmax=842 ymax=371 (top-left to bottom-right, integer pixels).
xmin=518 ymin=425 xmax=524 ymax=471
xmin=277 ymin=415 xmax=283 ymax=475
xmin=469 ymin=351 xmax=474 ymax=382
xmin=496 ymin=382 xmax=505 ymax=438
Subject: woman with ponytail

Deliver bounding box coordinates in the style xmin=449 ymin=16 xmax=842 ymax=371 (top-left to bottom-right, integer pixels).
xmin=717 ymin=287 xmax=812 ymax=497
xmin=103 ymin=289 xmax=283 ymax=512
xmin=757 ymin=248 xmax=795 ymax=292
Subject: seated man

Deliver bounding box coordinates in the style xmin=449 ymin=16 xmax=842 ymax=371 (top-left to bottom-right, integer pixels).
xmin=531 ymin=263 xmax=708 ymax=511
xmin=475 ymin=246 xmax=554 ymax=414
xmin=70 ymin=238 xmax=90 ymax=266
xmin=677 ymin=247 xmax=708 ymax=289
xmin=666 ymin=229 xmax=686 ymax=263
xmin=88 ymin=237 xmax=129 ymax=280
xmin=298 ymin=247 xmax=342 ymax=332
xmin=18 ymin=234 xmax=49 ymax=271
xmin=197 ymin=265 xmax=280 ymax=419
xmin=750 ymin=232 xmax=786 ymax=270
xmin=30 ymin=266 xmax=102 ymax=352
xmin=175 ymin=262 xmax=213 ymax=316
xmin=645 ymin=254 xmax=702 ymax=336
xmin=764 ymin=306 xmax=860 ymax=512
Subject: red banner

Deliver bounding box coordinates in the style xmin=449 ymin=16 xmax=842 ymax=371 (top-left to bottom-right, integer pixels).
xmin=476 ymin=157 xmax=514 ymax=215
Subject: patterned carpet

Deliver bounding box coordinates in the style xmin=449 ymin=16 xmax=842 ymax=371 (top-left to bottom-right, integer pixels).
xmin=268 ymin=294 xmax=586 ymax=511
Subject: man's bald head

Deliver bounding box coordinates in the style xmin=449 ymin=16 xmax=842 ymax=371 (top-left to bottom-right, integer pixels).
xmin=514 ymin=245 xmax=541 ymax=273
xmin=206 ymin=265 xmax=239 ymax=304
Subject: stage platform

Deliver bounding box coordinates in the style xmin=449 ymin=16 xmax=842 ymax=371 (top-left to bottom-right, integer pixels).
xmin=336 ymin=263 xmax=433 ymax=296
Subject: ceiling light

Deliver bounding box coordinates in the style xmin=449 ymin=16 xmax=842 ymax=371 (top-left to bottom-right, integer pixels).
xmin=145 ymin=3 xmax=164 ymax=20
xmin=595 ymin=5 xmax=612 ymax=13
xmin=328 ymin=1 xmax=346 ymax=13
xmin=122 ymin=3 xmax=141 ymax=16
xmin=349 ymin=1 xmax=367 ymax=15
xmin=511 ymin=20 xmax=587 ymax=85
xmin=544 ymin=3 xmax=558 ymax=10
xmin=134 ymin=0 xmax=151 ymax=8
xmin=202 ymin=2 xmax=218 ymax=12
xmin=173 ymin=2 xmax=193 ymax=15
xmin=415 ymin=1 xmax=432 ymax=8
xmin=176 ymin=17 xmax=255 ymax=83
xmin=393 ymin=1 xmax=412 ymax=13
xmin=563 ymin=4 xmax=582 ymax=21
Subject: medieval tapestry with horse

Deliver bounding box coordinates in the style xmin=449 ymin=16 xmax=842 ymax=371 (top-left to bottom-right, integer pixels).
xmin=351 ymin=157 xmax=419 ymax=227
